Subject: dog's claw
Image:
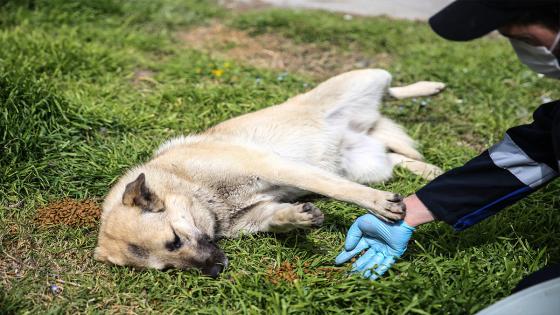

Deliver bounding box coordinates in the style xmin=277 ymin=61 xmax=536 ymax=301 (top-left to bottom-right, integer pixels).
xmin=387 ymin=194 xmax=403 ymax=202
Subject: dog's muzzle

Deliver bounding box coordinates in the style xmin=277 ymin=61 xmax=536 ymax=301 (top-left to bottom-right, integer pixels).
xmin=197 ymin=236 xmax=228 ymax=278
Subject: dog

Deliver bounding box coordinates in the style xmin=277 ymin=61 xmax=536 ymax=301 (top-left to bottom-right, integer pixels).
xmin=95 ymin=69 xmax=444 ymax=278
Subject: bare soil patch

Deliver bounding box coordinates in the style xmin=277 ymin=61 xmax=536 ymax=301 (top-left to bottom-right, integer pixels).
xmin=177 ymin=22 xmax=392 ymax=79
xmin=131 ymin=69 xmax=157 ymax=85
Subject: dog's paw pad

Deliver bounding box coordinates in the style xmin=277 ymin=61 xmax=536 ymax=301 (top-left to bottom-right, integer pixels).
xmin=298 ymin=203 xmax=324 ymax=227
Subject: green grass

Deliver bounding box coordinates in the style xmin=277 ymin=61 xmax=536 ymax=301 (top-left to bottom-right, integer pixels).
xmin=1 ymin=0 xmax=559 ymax=313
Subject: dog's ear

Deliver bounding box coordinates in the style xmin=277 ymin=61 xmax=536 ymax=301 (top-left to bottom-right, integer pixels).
xmin=122 ymin=173 xmax=164 ymax=212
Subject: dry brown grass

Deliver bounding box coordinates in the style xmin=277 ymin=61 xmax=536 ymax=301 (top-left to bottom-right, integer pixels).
xmin=177 ymin=22 xmax=392 ymax=80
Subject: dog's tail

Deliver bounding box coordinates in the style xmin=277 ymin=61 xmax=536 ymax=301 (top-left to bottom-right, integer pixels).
xmin=369 ymin=117 xmax=424 ymax=161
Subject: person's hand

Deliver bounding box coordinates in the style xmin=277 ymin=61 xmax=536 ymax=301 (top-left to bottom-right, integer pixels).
xmin=335 ymin=214 xmax=415 ymax=280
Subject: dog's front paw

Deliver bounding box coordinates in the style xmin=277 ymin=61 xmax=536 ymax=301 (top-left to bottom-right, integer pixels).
xmin=368 ymin=192 xmax=406 ymax=222
xmin=421 ymin=164 xmax=444 ymax=180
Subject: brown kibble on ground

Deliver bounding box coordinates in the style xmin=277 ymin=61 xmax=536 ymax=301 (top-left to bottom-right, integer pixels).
xmin=266 ymin=260 xmax=344 ymax=284
xmin=35 ymin=198 xmax=102 ymax=228
xmin=350 ymin=249 xmax=367 ymax=263
xmin=266 ymin=261 xmax=298 ymax=285
xmin=177 ymin=22 xmax=392 ymax=80
xmin=312 ymin=266 xmax=343 ymax=279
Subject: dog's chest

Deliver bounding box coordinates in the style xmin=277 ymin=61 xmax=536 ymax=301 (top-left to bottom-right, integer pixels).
xmin=209 ymin=176 xmax=271 ymax=210
xmin=213 ymin=176 xmax=260 ymax=200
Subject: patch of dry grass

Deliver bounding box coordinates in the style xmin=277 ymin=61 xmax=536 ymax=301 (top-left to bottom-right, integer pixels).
xmin=178 ymin=22 xmax=392 ymax=79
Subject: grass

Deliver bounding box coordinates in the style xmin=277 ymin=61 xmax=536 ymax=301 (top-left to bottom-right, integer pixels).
xmin=1 ymin=0 xmax=559 ymax=313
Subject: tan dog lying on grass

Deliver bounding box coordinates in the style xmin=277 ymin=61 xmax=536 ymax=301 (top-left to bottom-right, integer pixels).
xmin=95 ymin=69 xmax=444 ymax=278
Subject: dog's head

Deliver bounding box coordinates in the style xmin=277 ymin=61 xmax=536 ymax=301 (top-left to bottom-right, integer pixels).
xmin=95 ymin=172 xmax=228 ymax=278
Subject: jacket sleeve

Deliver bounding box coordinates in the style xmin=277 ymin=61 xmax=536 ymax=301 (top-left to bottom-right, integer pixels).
xmin=415 ymin=100 xmax=560 ymax=231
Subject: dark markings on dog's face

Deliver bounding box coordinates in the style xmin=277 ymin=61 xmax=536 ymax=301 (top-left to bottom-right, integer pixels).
xmin=96 ymin=173 xmax=229 ymax=277
xmin=165 ymin=229 xmax=183 ymax=252
xmin=128 ymin=244 xmax=149 ymax=259
xmin=207 ymin=209 xmax=222 ymax=237
xmin=122 ymin=173 xmax=165 ymax=212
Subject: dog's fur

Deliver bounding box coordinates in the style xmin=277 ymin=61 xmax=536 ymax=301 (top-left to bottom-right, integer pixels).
xmin=95 ymin=69 xmax=444 ymax=277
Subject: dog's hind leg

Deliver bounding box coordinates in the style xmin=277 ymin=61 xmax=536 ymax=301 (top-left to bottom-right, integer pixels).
xmin=340 ymin=131 xmax=394 ymax=184
xmin=388 ymin=81 xmax=446 ymax=100
xmin=367 ymin=118 xmax=442 ymax=180
xmin=230 ymin=202 xmax=324 ymax=234
xmin=368 ymin=117 xmax=424 ymax=161
xmin=389 ymin=153 xmax=443 ymax=180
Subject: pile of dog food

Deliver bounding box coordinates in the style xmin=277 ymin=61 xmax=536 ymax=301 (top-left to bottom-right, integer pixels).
xmin=266 ymin=260 xmax=343 ymax=284
xmin=267 ymin=261 xmax=298 ymax=284
xmin=36 ymin=198 xmax=102 ymax=228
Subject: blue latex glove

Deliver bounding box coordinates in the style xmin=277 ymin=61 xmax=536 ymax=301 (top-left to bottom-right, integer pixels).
xmin=335 ymin=214 xmax=415 ymax=280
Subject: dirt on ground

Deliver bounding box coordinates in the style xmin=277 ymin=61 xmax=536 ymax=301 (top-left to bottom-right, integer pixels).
xmin=2 ymin=198 xmax=102 ymax=292
xmin=177 ymin=22 xmax=391 ymax=80
xmin=35 ymin=198 xmax=102 ymax=228
xmin=132 ymin=69 xmax=157 ymax=85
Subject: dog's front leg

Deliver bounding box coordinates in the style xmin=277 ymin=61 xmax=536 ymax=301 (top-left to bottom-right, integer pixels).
xmin=181 ymin=144 xmax=405 ymax=221
xmin=229 ymin=202 xmax=325 ymax=235
xmin=254 ymin=159 xmax=405 ymax=221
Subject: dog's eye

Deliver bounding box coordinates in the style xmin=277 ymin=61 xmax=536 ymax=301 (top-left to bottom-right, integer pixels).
xmin=165 ymin=231 xmax=183 ymax=251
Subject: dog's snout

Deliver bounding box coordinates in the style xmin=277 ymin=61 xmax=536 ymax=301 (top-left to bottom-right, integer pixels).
xmin=217 ymin=256 xmax=229 ymax=270
xmin=205 ymin=264 xmax=222 ymax=279
xmin=194 ymin=235 xmax=228 ymax=278
xmin=198 ymin=235 xmax=219 ymax=251
xmin=201 ymin=255 xmax=228 ymax=278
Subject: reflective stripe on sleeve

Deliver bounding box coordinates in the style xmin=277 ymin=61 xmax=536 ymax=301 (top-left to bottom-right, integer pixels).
xmin=489 ymin=134 xmax=558 ymax=188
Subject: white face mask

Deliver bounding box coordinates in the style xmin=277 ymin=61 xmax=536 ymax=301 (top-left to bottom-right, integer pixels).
xmin=509 ymin=32 xmax=560 ymax=79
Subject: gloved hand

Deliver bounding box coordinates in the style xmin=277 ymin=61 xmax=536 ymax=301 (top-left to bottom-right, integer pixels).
xmin=335 ymin=214 xmax=415 ymax=280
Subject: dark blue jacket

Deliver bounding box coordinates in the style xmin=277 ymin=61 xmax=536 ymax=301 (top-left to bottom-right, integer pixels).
xmin=416 ymin=100 xmax=560 ymax=231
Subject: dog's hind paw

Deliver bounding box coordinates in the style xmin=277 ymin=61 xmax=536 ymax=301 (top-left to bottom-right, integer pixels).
xmin=409 ymin=81 xmax=446 ymax=97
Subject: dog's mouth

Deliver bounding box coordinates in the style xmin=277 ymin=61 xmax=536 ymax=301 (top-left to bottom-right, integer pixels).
xmin=194 ymin=235 xmax=229 ymax=278
xmin=160 ymin=255 xmax=228 ymax=278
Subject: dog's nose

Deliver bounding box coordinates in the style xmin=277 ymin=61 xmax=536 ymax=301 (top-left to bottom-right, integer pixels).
xmin=202 ymin=256 xmax=228 ymax=279
xmin=205 ymin=262 xmax=226 ymax=278
xmin=207 ymin=264 xmax=223 ymax=279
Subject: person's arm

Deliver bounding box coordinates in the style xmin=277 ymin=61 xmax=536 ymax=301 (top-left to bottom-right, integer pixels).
xmin=403 ymin=194 xmax=435 ymax=227
xmin=336 ymin=100 xmax=560 ymax=280
xmin=414 ymin=100 xmax=560 ymax=230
